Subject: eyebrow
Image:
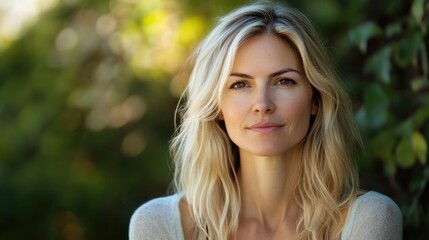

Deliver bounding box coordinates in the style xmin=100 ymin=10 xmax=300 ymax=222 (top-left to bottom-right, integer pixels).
xmin=229 ymin=68 xmax=302 ymax=79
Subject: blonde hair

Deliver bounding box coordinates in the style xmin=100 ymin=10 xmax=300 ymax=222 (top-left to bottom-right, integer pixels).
xmin=170 ymin=3 xmax=362 ymax=239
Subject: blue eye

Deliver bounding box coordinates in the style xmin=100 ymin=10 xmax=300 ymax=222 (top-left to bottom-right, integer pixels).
xmin=230 ymin=80 xmax=248 ymax=89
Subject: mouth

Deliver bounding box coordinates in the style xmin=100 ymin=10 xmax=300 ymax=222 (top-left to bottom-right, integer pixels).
xmin=247 ymin=122 xmax=284 ymax=133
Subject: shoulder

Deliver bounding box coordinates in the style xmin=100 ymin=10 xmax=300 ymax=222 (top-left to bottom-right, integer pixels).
xmin=129 ymin=194 xmax=184 ymax=240
xmin=342 ymin=191 xmax=403 ymax=240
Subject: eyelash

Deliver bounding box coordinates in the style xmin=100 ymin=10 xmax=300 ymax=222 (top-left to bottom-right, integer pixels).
xmin=229 ymin=78 xmax=296 ymax=89
xmin=276 ymin=78 xmax=296 ymax=86
xmin=229 ymin=80 xmax=248 ymax=89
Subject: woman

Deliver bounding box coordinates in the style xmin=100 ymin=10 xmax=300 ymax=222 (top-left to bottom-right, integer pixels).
xmin=130 ymin=3 xmax=402 ymax=239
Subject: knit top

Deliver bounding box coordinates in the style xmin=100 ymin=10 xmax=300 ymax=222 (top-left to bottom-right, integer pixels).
xmin=129 ymin=191 xmax=402 ymax=239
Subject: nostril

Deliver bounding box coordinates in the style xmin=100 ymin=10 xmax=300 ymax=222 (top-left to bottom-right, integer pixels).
xmin=252 ymin=88 xmax=275 ymax=113
xmin=253 ymin=103 xmax=274 ymax=113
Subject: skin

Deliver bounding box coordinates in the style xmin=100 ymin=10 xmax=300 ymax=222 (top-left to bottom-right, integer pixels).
xmin=221 ymin=34 xmax=317 ymax=239
xmin=180 ymin=34 xmax=318 ymax=239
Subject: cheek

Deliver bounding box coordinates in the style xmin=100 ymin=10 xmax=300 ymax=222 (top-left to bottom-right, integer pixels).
xmin=220 ymin=95 xmax=245 ymax=122
xmin=220 ymin=102 xmax=244 ymax=139
xmin=293 ymin=87 xmax=314 ymax=115
xmin=284 ymin=96 xmax=314 ymax=128
xmin=221 ymin=107 xmax=241 ymax=132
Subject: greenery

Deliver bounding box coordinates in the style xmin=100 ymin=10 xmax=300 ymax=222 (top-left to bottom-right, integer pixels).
xmin=0 ymin=0 xmax=427 ymax=239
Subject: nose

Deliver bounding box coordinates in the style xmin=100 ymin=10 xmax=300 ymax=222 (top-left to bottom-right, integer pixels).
xmin=252 ymin=87 xmax=275 ymax=114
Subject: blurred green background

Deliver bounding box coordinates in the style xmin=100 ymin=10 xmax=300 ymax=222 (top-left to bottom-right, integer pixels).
xmin=0 ymin=0 xmax=428 ymax=239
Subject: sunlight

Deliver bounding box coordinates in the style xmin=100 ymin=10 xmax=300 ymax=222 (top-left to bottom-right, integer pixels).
xmin=0 ymin=0 xmax=58 ymax=50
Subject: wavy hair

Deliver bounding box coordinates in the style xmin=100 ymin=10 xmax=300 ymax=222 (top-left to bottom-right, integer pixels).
xmin=170 ymin=3 xmax=362 ymax=239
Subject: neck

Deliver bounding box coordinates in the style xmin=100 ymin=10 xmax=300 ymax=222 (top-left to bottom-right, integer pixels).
xmin=237 ymin=149 xmax=302 ymax=231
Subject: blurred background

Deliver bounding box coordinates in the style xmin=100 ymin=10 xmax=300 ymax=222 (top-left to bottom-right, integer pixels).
xmin=0 ymin=0 xmax=428 ymax=239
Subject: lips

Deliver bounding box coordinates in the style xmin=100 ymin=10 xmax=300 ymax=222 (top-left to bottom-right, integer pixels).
xmin=247 ymin=122 xmax=284 ymax=133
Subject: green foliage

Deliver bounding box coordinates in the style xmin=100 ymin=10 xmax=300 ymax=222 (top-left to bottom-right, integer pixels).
xmin=348 ymin=21 xmax=383 ymax=53
xmin=348 ymin=0 xmax=429 ymax=237
xmin=0 ymin=0 xmax=427 ymax=239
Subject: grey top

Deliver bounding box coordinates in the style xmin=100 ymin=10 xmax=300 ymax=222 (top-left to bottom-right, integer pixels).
xmin=129 ymin=191 xmax=402 ymax=239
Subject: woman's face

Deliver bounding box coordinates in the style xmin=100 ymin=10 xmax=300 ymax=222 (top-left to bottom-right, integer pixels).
xmin=219 ymin=34 xmax=317 ymax=157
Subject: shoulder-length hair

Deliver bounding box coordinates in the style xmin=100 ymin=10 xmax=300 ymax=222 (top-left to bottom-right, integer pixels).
xmin=170 ymin=3 xmax=362 ymax=239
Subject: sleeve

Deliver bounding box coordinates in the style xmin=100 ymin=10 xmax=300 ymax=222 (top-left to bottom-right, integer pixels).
xmin=129 ymin=198 xmax=174 ymax=240
xmin=346 ymin=192 xmax=403 ymax=240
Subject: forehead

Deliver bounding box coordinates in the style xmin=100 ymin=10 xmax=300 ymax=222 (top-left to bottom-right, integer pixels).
xmin=232 ymin=34 xmax=302 ymax=73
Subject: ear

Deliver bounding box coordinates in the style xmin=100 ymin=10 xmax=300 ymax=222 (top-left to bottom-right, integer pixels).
xmin=217 ymin=111 xmax=224 ymax=120
xmin=311 ymin=98 xmax=318 ymax=116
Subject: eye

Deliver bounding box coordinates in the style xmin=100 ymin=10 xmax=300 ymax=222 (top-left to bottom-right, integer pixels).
xmin=229 ymin=80 xmax=249 ymax=89
xmin=275 ymin=78 xmax=296 ymax=86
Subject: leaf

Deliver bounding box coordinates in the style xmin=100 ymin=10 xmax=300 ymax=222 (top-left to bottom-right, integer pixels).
xmin=393 ymin=32 xmax=422 ymax=68
xmin=364 ymin=46 xmax=391 ymax=84
xmin=370 ymin=131 xmax=397 ymax=176
xmin=411 ymin=107 xmax=429 ymax=128
xmin=384 ymin=159 xmax=397 ymax=177
xmin=363 ymin=84 xmax=389 ymax=129
xmin=354 ymin=106 xmax=367 ymax=130
xmin=411 ymin=0 xmax=425 ymax=23
xmin=395 ymin=107 xmax=429 ymax=137
xmin=412 ymin=131 xmax=428 ymax=164
xmin=394 ymin=119 xmax=413 ymax=138
xmin=396 ymin=137 xmax=416 ymax=168
xmin=385 ymin=21 xmax=402 ymax=38
xmin=370 ymin=130 xmax=396 ymax=158
xmin=411 ymin=77 xmax=429 ymax=92
xmin=348 ymin=21 xmax=382 ymax=53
